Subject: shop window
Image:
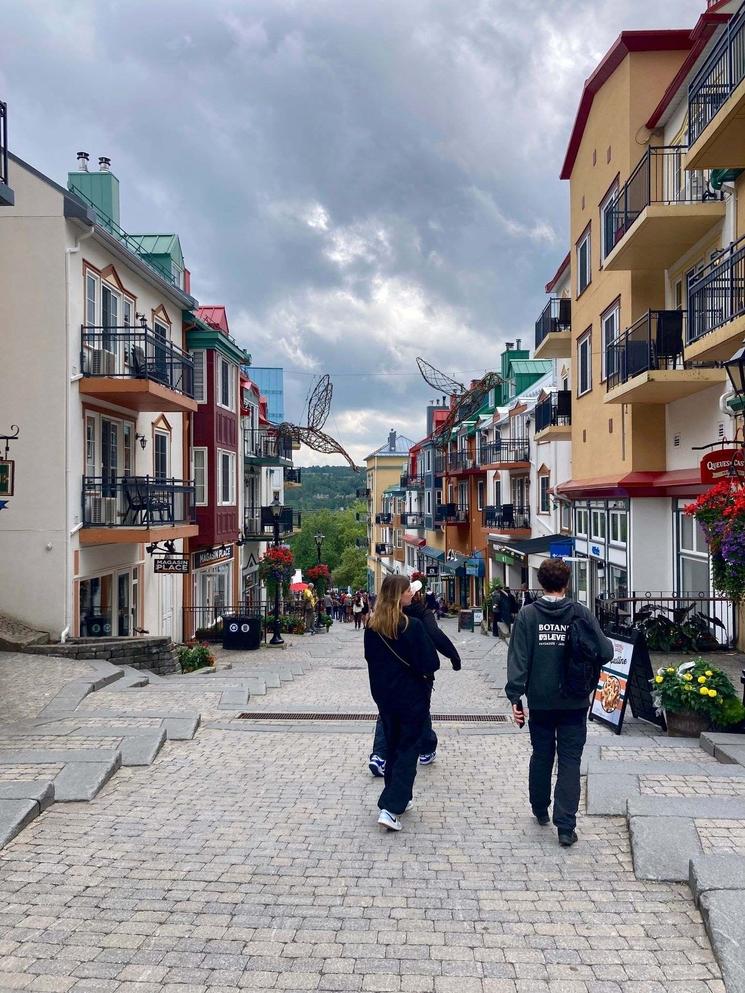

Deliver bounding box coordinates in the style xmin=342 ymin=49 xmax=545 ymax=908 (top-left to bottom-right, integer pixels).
xmin=610 ymin=510 xmax=627 ymax=545
xmin=591 ymin=509 xmax=606 ymax=541
xmin=576 ymin=508 xmax=589 ymax=536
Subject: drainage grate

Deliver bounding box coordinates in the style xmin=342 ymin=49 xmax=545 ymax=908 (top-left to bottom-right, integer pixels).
xmin=237 ymin=712 xmax=508 ymax=723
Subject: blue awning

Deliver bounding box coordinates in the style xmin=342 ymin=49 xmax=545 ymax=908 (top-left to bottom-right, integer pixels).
xmin=421 ymin=545 xmax=444 ymax=561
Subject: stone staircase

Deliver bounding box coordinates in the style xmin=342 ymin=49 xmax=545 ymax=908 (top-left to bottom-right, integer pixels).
xmin=0 ymin=650 xmax=312 ymax=852
xmin=586 ymin=731 xmax=745 ymax=992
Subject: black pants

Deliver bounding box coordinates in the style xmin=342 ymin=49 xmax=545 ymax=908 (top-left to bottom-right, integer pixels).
xmin=371 ymin=715 xmax=438 ymax=760
xmin=528 ymin=708 xmax=587 ymax=832
xmin=377 ymin=708 xmax=430 ymax=815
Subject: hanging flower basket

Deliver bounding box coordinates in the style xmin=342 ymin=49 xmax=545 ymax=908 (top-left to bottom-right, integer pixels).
xmin=259 ymin=546 xmax=295 ymax=598
xmin=685 ymin=480 xmax=745 ymax=602
xmin=307 ymin=563 xmax=331 ymax=596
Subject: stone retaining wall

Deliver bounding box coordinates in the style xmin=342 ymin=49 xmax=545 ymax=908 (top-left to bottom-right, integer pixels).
xmin=30 ymin=637 xmax=180 ymax=676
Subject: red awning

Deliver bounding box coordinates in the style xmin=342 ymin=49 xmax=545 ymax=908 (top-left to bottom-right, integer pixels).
xmin=403 ymin=534 xmax=426 ymax=547
xmin=555 ymin=469 xmax=706 ymax=500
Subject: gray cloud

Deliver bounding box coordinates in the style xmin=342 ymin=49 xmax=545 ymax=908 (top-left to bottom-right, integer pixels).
xmin=2 ymin=0 xmax=704 ymax=464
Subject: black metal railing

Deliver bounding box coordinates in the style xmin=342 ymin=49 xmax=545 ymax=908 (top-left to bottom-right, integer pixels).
xmin=595 ymin=591 xmax=736 ymax=649
xmin=446 ymin=451 xmax=479 ymax=472
xmin=375 ymin=542 xmax=393 ymax=555
xmin=535 ymin=298 xmax=572 ymax=349
xmin=0 ymin=101 xmax=8 ymax=193
xmin=605 ymin=310 xmax=687 ymax=391
xmin=375 ymin=513 xmax=392 ymax=525
xmin=481 ymin=440 xmax=530 ymax=465
xmin=402 ymin=512 xmax=425 ymax=528
xmin=356 ymin=487 xmax=370 ymax=498
xmin=689 ymin=3 xmax=745 ymax=146
xmin=81 ymin=326 xmax=194 ymax=398
xmin=435 ymin=503 xmax=469 ymax=524
xmin=483 ymin=504 xmax=530 ymax=530
xmin=82 ymin=476 xmax=195 ymax=527
xmin=243 ymin=428 xmax=293 ymax=463
xmin=535 ymin=391 xmax=572 ymax=433
xmin=608 ymin=147 xmax=717 ymax=255
xmin=688 ymin=234 xmax=745 ymax=346
xmin=284 ymin=466 xmax=302 ymax=485
xmin=434 ymin=453 xmax=446 ymax=475
xmin=243 ymin=505 xmax=300 ymax=538
xmin=401 ymin=472 xmax=426 ymax=489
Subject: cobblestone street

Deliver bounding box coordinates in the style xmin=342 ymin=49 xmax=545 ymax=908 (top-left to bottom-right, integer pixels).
xmin=0 ymin=623 xmax=725 ymax=992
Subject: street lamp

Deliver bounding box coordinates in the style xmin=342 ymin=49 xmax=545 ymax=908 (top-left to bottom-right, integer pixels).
xmin=313 ymin=532 xmax=325 ymax=627
xmin=725 ymin=347 xmax=745 ymax=403
xmin=269 ymin=492 xmax=284 ymax=646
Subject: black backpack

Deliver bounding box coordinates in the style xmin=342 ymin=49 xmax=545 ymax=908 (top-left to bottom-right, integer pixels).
xmin=562 ymin=604 xmax=604 ymax=697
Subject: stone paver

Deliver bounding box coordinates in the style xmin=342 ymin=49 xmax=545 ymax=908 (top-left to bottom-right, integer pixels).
xmin=0 ymin=653 xmax=96 ymax=723
xmin=0 ymin=623 xmax=724 ymax=991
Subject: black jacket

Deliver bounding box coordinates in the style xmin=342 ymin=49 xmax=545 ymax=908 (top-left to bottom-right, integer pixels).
xmin=505 ymin=597 xmax=614 ymax=711
xmin=364 ymin=616 xmax=440 ymax=714
xmin=403 ymin=601 xmax=461 ymax=669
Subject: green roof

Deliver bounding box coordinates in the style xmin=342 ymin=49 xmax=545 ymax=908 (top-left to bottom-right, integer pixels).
xmin=384 ymin=485 xmax=405 ymax=495
xmin=508 ymin=359 xmax=552 ymax=375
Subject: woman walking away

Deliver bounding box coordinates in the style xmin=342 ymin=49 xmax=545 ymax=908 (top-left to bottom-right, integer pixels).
xmin=364 ymin=575 xmax=439 ymax=832
xmin=361 ymin=594 xmax=370 ymax=628
xmin=353 ymin=594 xmax=364 ymax=629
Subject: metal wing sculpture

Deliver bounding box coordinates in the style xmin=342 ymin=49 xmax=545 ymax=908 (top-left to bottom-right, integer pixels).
xmin=276 ymin=374 xmax=359 ymax=470
xmin=416 ymin=357 xmax=502 ymax=445
xmin=416 ymin=357 xmax=465 ymax=395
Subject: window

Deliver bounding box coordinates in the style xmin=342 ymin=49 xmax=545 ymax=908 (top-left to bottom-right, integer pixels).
xmin=561 ymin=502 xmax=571 ymax=530
xmin=426 ymin=491 xmax=431 ymax=515
xmin=577 ymin=227 xmax=591 ymax=295
xmin=493 ymin=479 xmax=501 ymax=507
xmin=539 ymin=475 xmax=550 ymax=514
xmin=601 ymin=302 xmax=620 ymax=382
xmin=218 ymin=357 xmax=235 ymax=411
xmin=193 ymin=448 xmax=208 ymax=506
xmin=591 ymin=508 xmax=606 ymax=541
xmin=394 ymin=529 xmax=403 ymax=549
xmin=600 ymin=183 xmax=619 ymax=261
xmin=426 ymin=450 xmax=431 ymax=472
xmin=610 ymin=510 xmax=628 ymax=545
xmin=217 ymin=450 xmax=236 ymax=505
xmin=123 ymin=424 xmax=133 ymax=476
xmin=85 ymin=273 xmax=97 ymax=327
xmin=192 ymin=351 xmax=206 ymax=403
xmin=123 ymin=299 xmax=134 ymax=328
xmin=154 ymin=432 xmax=169 ymax=481
xmin=477 ymin=480 xmax=485 ymax=511
xmin=85 ymin=416 xmax=96 ymax=478
xmin=576 ymin=508 xmax=589 ymax=536
xmin=578 ymin=330 xmax=592 ymax=396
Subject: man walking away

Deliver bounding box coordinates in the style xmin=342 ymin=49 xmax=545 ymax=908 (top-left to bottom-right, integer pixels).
xmin=505 ymin=559 xmax=613 ymax=847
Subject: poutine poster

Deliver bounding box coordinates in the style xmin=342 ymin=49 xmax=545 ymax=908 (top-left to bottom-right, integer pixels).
xmin=589 ymin=635 xmax=633 ymax=734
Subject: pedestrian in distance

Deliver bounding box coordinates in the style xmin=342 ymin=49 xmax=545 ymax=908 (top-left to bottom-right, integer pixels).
xmin=303 ymin=584 xmax=317 ymax=636
xmin=361 ymin=593 xmax=370 ymax=628
xmin=352 ymin=594 xmax=364 ymax=629
xmin=505 ymin=558 xmax=613 ymax=847
xmin=364 ymin=574 xmax=439 ymax=831
xmin=368 ymin=579 xmax=461 ymax=778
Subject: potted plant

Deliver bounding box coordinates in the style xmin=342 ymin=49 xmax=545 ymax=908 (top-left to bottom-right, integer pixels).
xmin=651 ymin=657 xmax=738 ymax=736
xmin=177 ymin=642 xmax=216 ymax=673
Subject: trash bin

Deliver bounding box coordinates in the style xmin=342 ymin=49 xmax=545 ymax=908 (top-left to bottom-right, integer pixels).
xmin=222 ymin=614 xmax=262 ymax=651
xmin=458 ymin=609 xmax=474 ymax=632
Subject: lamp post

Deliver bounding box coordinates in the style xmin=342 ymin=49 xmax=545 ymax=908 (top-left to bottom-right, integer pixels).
xmin=269 ymin=493 xmax=284 ymax=646
xmin=313 ymin=532 xmax=325 ymax=627
xmin=725 ymin=347 xmax=745 ymax=405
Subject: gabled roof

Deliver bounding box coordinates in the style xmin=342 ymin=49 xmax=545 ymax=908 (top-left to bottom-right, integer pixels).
xmin=128 ymin=233 xmax=182 ymax=259
xmin=560 ymin=30 xmax=694 ymax=181
xmin=197 ymin=306 xmax=230 ymax=333
xmin=545 ymin=253 xmax=570 ymax=294
xmin=367 ymin=434 xmax=415 ymax=457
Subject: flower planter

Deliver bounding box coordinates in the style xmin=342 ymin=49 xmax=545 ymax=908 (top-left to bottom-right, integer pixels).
xmin=664 ymin=709 xmax=710 ymax=738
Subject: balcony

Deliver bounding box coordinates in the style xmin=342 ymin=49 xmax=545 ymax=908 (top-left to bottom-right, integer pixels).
xmin=534 ymin=391 xmax=572 ymax=441
xmin=243 ymin=505 xmax=301 ymax=539
xmin=402 ymin=512 xmax=425 ymax=528
xmin=481 ymin=439 xmax=530 ymax=469
xmin=284 ymin=466 xmax=302 ymax=488
xmin=434 ymin=453 xmax=446 ymax=475
xmin=534 ymin=298 xmax=571 ymax=359
xmin=686 ymin=235 xmax=745 ymax=362
xmin=605 ymin=310 xmax=725 ymax=404
xmin=375 ymin=542 xmax=393 ymax=555
xmin=375 ymin=513 xmax=392 ymax=525
xmin=80 ymin=476 xmax=197 ymax=546
xmin=400 ymin=472 xmax=426 ymax=489
xmin=604 ymin=147 xmax=725 ymax=272
xmin=79 ymin=326 xmax=197 ymax=413
xmin=435 ymin=503 xmax=469 ymax=525
xmin=445 ymin=451 xmax=483 ymax=474
xmin=483 ymin=504 xmax=531 ymax=533
xmin=243 ymin=428 xmax=293 ymax=466
xmin=687 ymin=4 xmax=745 ymax=169
xmin=0 ymin=101 xmax=13 ymax=207
xmin=356 ymin=487 xmax=370 ymax=499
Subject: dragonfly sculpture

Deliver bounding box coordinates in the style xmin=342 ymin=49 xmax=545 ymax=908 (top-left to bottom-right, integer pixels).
xmin=417 ymin=358 xmax=502 ymax=444
xmin=276 ymin=374 xmax=358 ymax=470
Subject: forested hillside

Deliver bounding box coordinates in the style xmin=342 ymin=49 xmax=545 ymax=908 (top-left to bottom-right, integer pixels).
xmin=284 ymin=465 xmax=362 ymax=512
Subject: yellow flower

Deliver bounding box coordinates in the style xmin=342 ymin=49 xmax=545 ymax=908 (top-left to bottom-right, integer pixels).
xmin=708 ymin=689 xmax=718 ymax=698
xmin=700 ymin=686 xmax=709 ymax=696
xmin=666 ymin=667 xmax=675 ymax=674
xmin=684 ymin=685 xmax=693 ymax=691
xmin=683 ymin=674 xmax=693 ymax=682
xmin=654 ymin=675 xmax=664 ymax=684
xmin=705 ymin=670 xmax=713 ymax=677
xmin=698 ymin=676 xmax=707 ymax=684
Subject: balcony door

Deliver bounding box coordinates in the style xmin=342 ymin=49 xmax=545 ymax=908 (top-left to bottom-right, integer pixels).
xmin=101 ymin=284 xmax=118 ymax=355
xmin=101 ymin=418 xmax=118 ymax=497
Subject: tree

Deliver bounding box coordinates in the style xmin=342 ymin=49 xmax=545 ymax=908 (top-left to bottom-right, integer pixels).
xmin=289 ymin=502 xmax=367 ymax=576
xmin=333 ymin=546 xmax=368 ymax=591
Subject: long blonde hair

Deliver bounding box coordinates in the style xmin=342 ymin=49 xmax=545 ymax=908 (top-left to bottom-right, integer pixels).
xmin=368 ymin=575 xmax=410 ymax=640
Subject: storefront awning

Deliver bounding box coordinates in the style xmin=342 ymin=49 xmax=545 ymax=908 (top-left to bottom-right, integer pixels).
xmin=403 ymin=534 xmax=426 ymax=548
xmin=488 ymin=533 xmax=568 ymax=557
xmin=440 ymin=552 xmax=469 ymax=574
xmin=555 ymin=469 xmax=706 ymax=500
xmin=421 ymin=545 xmax=444 ymax=561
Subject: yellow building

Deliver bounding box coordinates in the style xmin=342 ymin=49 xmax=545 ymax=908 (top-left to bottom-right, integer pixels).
xmin=364 ymin=431 xmax=413 ymax=593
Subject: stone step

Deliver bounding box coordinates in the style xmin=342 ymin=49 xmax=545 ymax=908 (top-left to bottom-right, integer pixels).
xmin=688 ymin=855 xmax=745 ymax=993
xmin=0 ymin=798 xmax=44 ymax=847
xmin=73 ymin=710 xmax=200 ymax=740
xmin=701 ymin=731 xmax=745 ymax=766
xmin=586 ymin=759 xmax=745 ymax=815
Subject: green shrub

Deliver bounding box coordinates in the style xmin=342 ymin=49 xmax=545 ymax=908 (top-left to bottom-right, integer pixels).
xmin=177 ymin=643 xmax=215 ymax=672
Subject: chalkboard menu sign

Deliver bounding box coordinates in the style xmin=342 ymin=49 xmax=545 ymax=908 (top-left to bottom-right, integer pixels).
xmin=589 ymin=629 xmax=664 ymax=734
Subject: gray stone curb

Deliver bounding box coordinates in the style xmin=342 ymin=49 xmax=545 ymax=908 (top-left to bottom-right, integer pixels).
xmin=0 ymin=781 xmax=54 ymax=807
xmin=35 ymin=659 xmax=125 ymax=719
xmin=0 ymin=799 xmax=43 ymax=847
xmin=690 ymin=854 xmax=745 ymax=906
xmin=627 ymin=795 xmax=745 ymax=818
xmin=53 ymin=757 xmax=121 ymax=801
xmin=699 ymin=890 xmax=745 ymax=993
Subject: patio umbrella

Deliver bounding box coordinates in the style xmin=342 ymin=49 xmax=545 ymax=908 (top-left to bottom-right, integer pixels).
xmin=289 ymin=581 xmax=310 ymax=592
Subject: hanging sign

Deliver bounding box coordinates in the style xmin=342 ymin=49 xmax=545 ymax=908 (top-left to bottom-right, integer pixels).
xmin=193 ymin=544 xmax=234 ymax=570
xmin=425 ymin=565 xmax=439 ymax=577
xmin=154 ymin=556 xmax=189 ymax=574
xmin=589 ymin=629 xmax=664 ymax=735
xmin=0 ymin=460 xmax=14 ymax=497
xmin=700 ymin=448 xmax=745 ymax=483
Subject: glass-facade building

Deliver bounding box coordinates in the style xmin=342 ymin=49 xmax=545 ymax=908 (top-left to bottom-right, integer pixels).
xmin=245 ymin=367 xmax=284 ymax=424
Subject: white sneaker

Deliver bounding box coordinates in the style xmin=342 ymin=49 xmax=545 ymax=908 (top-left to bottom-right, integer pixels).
xmin=377 ymin=809 xmax=402 ymax=831
xmin=405 ymin=800 xmax=414 ymax=812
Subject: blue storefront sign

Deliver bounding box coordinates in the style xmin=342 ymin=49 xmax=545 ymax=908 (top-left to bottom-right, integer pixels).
xmin=549 ymin=539 xmax=574 ymax=558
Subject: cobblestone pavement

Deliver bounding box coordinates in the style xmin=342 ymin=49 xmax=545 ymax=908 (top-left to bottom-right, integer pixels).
xmin=0 ymin=653 xmax=95 ymax=724
xmin=0 ymin=623 xmax=724 ymax=992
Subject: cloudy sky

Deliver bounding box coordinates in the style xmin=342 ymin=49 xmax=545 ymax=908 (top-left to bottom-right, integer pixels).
xmin=3 ymin=0 xmax=704 ymax=465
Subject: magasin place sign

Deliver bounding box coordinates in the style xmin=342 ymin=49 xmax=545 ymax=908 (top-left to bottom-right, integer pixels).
xmin=700 ymin=448 xmax=745 ymax=484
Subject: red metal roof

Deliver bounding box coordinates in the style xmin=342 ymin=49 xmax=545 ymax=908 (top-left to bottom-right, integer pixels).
xmin=403 ymin=534 xmax=426 ymax=547
xmin=196 ymin=306 xmax=230 ymax=334
xmin=545 ymin=253 xmax=571 ymax=294
xmin=560 ymin=30 xmax=694 ymax=181
xmin=555 ymin=468 xmax=705 ymax=499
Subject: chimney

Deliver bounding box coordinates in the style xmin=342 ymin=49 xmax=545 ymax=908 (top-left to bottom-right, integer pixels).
xmin=68 ymin=152 xmax=120 ymax=226
xmin=76 ymin=151 xmax=89 ymax=172
xmin=505 ymin=342 xmax=514 ymax=351
xmin=516 ymin=338 xmax=521 ymax=350
xmin=388 ymin=429 xmax=397 ymax=451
